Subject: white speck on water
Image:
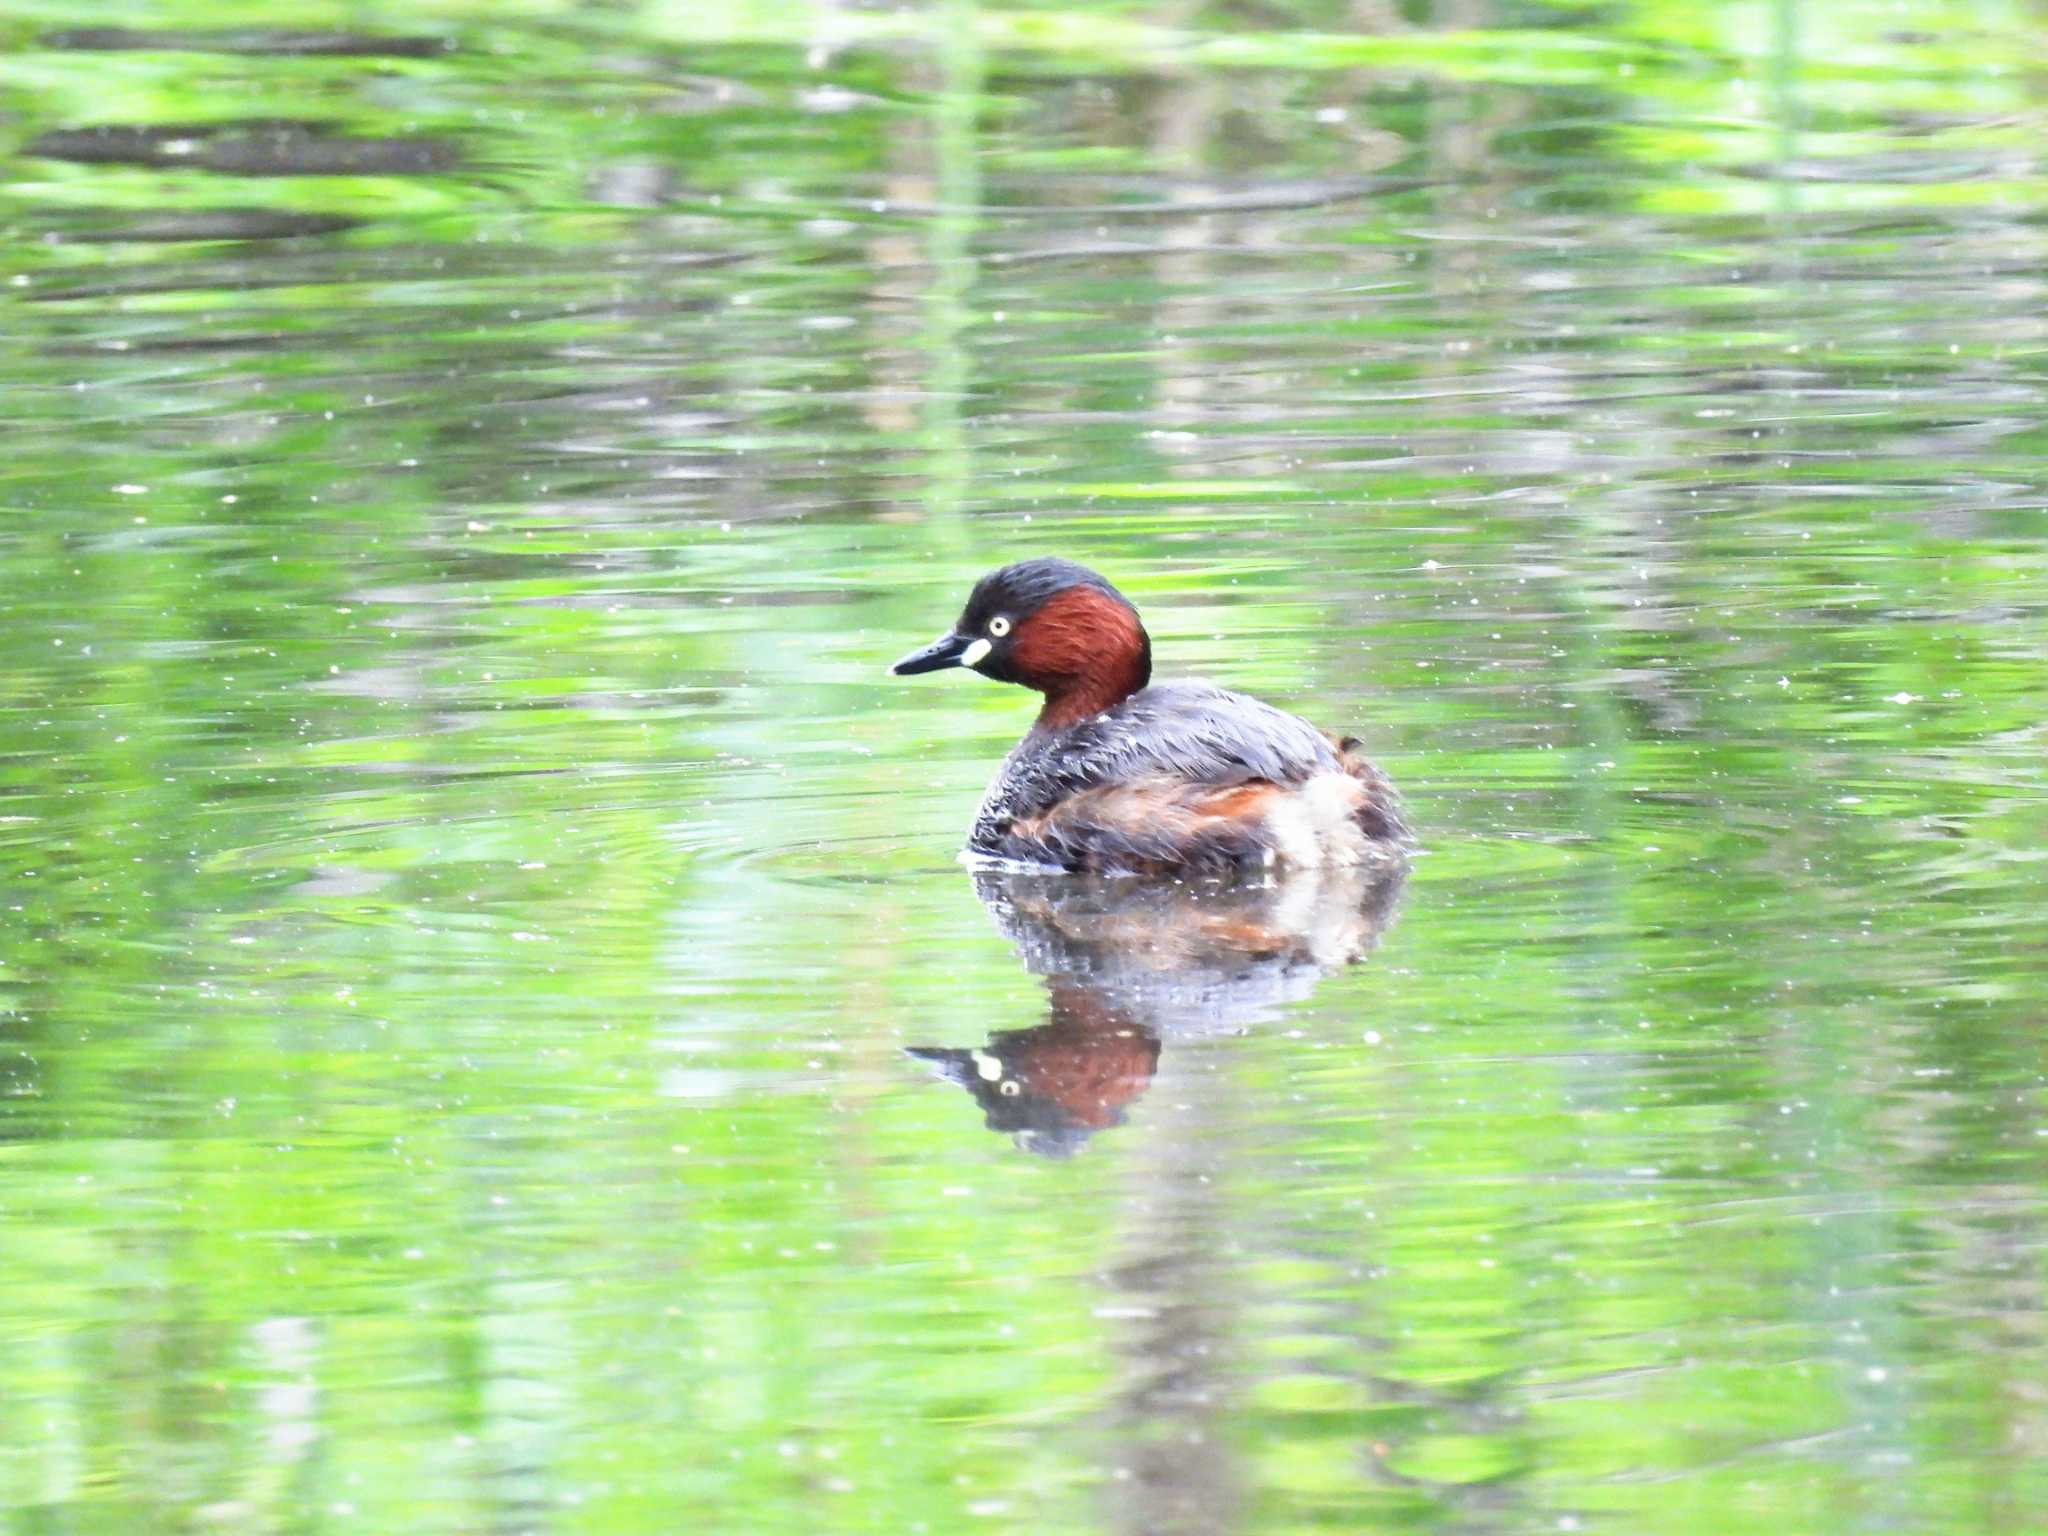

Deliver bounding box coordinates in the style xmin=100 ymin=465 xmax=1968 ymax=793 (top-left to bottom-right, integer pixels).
xmin=112 ymin=483 xmax=146 ymax=495
xmin=1889 ymin=691 xmax=1917 ymax=704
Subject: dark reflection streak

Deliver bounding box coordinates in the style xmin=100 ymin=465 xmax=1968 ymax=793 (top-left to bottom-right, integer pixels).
xmin=25 ymin=123 xmax=461 ymax=178
xmin=42 ymin=211 xmax=364 ymax=244
xmin=985 ymin=242 xmax=1244 ymax=268
xmin=23 ymin=276 xmax=324 ymax=305
xmin=25 ymin=255 xmax=745 ymax=307
xmin=44 ymin=332 xmax=301 ymax=356
xmin=1588 ymin=1425 xmax=1861 ymax=1486
xmin=43 ymin=27 xmax=453 ymax=58
xmin=870 ymin=178 xmax=1432 ymax=220
xmin=1727 ymin=157 xmax=2022 ymax=185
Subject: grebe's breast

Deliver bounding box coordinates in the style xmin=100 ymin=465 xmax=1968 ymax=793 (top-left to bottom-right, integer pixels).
xmin=970 ymin=679 xmax=1343 ymax=856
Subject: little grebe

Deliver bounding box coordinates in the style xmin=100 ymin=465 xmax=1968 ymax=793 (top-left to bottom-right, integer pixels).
xmin=890 ymin=558 xmax=1406 ymax=875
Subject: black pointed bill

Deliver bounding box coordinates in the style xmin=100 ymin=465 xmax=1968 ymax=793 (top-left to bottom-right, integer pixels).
xmin=890 ymin=630 xmax=989 ymax=676
xmin=903 ymin=1046 xmax=975 ymax=1085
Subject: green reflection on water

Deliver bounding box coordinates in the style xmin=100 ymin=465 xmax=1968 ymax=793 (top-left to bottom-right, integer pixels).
xmin=3 ymin=0 xmax=2048 ymax=1532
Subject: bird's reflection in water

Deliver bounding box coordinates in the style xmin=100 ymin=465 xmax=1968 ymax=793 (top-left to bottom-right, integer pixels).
xmin=908 ymin=860 xmax=1406 ymax=1156
xmin=911 ymin=859 xmax=1417 ymax=1532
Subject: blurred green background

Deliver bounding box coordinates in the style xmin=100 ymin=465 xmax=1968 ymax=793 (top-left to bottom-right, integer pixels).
xmin=3 ymin=1 xmax=2047 ymax=1532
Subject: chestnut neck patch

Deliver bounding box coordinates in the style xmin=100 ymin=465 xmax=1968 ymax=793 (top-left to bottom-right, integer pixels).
xmin=1010 ymin=585 xmax=1152 ymax=730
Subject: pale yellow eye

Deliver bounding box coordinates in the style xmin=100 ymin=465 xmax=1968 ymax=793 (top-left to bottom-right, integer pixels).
xmin=988 ymin=615 xmax=1011 ymax=638
xmin=998 ymin=1079 xmax=1022 ymax=1097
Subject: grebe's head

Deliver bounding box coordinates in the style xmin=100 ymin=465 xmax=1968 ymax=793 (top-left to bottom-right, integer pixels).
xmin=904 ymin=998 xmax=1162 ymax=1159
xmin=890 ymin=559 xmax=1151 ymax=722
